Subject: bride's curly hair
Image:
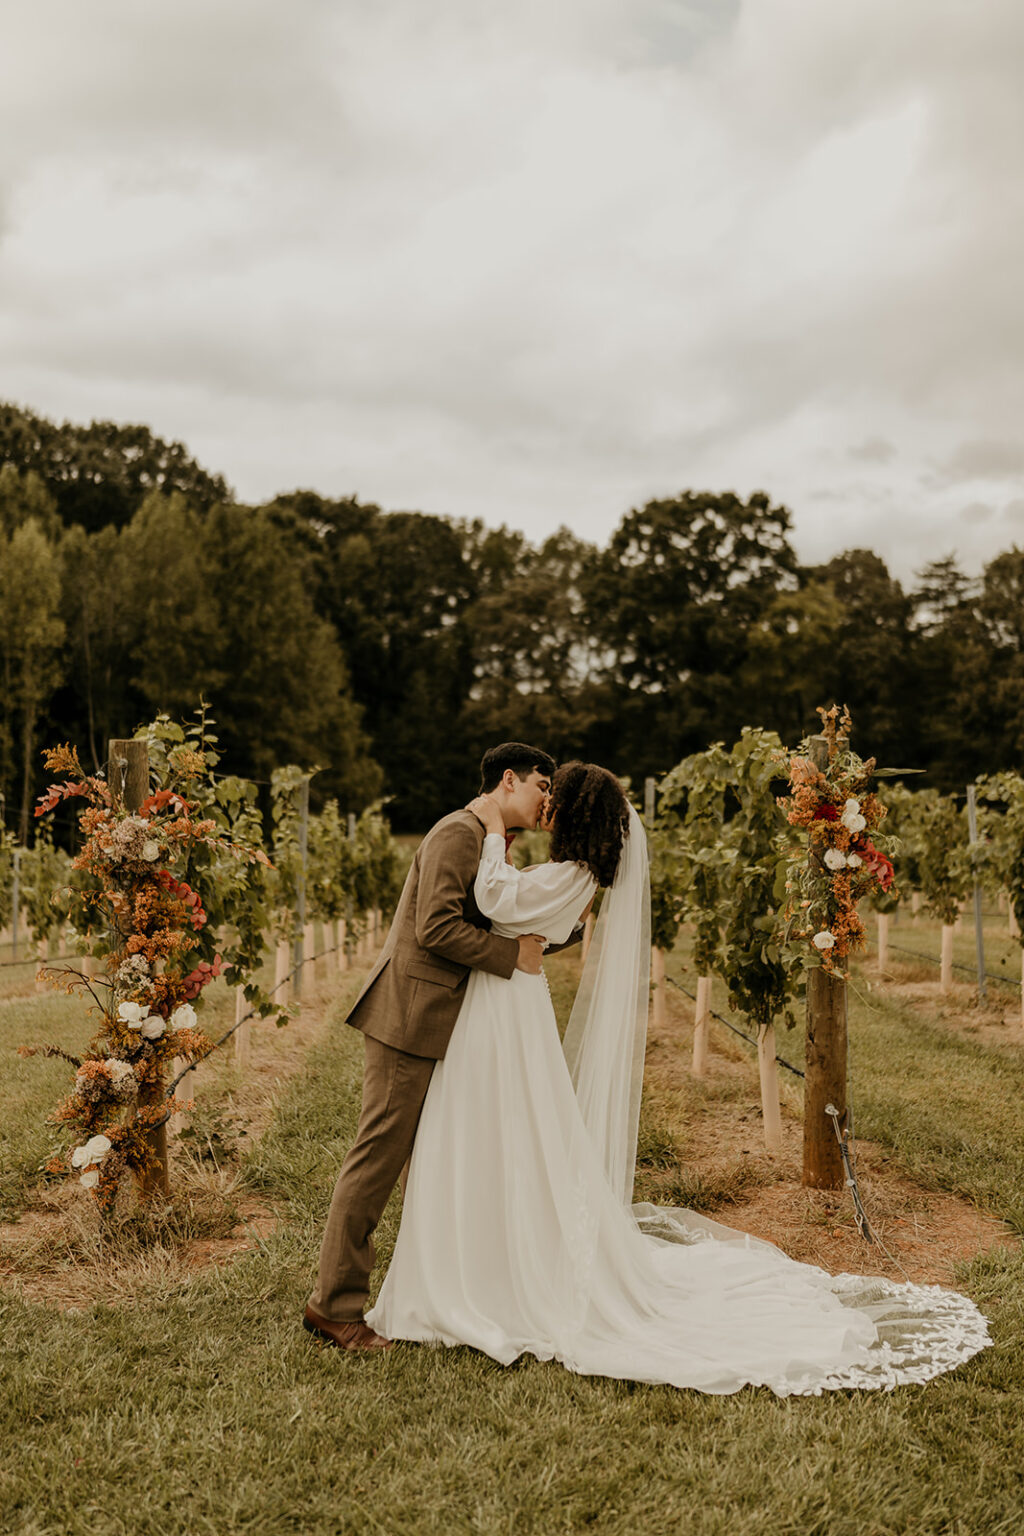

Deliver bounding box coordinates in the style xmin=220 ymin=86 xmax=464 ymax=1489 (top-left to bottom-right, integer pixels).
xmin=548 ymin=762 xmax=630 ymax=887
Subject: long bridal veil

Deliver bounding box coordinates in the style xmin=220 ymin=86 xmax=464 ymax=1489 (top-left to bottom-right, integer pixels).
xmin=561 ymin=801 xmax=650 ymax=1206
xmin=560 ymin=801 xmax=762 ymax=1245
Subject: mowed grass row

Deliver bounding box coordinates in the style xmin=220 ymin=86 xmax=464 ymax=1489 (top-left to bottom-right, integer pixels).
xmin=2 ymin=952 xmax=1024 ymax=1534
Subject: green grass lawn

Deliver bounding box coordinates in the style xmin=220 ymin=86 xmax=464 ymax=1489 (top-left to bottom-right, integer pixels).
xmin=2 ymin=944 xmax=1024 ymax=1535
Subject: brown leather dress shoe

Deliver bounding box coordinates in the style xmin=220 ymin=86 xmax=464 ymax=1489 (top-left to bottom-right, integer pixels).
xmin=302 ymin=1305 xmax=393 ymax=1351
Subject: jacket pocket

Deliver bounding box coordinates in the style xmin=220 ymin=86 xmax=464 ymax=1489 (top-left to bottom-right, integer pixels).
xmin=405 ymin=959 xmax=463 ymax=988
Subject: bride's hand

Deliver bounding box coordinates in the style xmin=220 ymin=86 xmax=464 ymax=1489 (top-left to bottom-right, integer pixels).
xmin=466 ymin=794 xmax=505 ymax=837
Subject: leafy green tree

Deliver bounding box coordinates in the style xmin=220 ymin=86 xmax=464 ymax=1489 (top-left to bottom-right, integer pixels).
xmin=585 ymin=491 xmax=799 ymax=778
xmin=55 ymin=522 xmax=137 ymax=771
xmin=911 ymin=554 xmax=1015 ymax=789
xmin=119 ymin=496 xmax=380 ymax=810
xmin=460 ymin=527 xmax=601 ymax=765
xmin=0 ymin=464 xmax=61 ymax=541
xmin=0 ymin=519 xmax=66 ymax=841
xmin=0 ymin=402 xmax=230 ymax=533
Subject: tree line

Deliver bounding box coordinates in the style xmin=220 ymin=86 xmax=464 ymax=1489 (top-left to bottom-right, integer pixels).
xmin=1 ymin=400 xmax=1022 ymax=836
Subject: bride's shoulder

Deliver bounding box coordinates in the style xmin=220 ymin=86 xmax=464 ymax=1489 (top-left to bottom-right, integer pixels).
xmin=521 ymin=858 xmax=595 ymax=890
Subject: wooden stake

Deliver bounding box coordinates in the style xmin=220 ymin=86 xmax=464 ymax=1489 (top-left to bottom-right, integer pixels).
xmin=877 ymin=911 xmax=890 ymax=972
xmin=803 ymin=965 xmax=846 ymax=1188
xmin=233 ymin=984 xmax=250 ymax=1070
xmin=802 ymin=733 xmax=846 ymax=1191
xmin=692 ymin=974 xmax=711 ymax=1076
xmin=337 ymin=918 xmax=348 ymax=972
xmin=304 ymin=921 xmax=316 ymax=984
xmin=581 ymin=912 xmax=594 ymax=964
xmin=651 ymin=946 xmax=666 ymax=1030
xmin=757 ymin=1023 xmax=782 ymax=1152
xmin=940 ymin=924 xmax=954 ymax=992
xmin=911 ymin=891 xmax=921 ymax=923
xmin=274 ymin=935 xmax=291 ymax=1005
xmin=34 ymin=933 xmax=48 ymax=993
xmin=170 ymin=1057 xmax=193 ymax=1136
xmin=109 ymin=737 xmax=170 ymax=1200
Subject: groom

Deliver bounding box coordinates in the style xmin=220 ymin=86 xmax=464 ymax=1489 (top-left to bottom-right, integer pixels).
xmin=304 ymin=741 xmax=558 ymax=1350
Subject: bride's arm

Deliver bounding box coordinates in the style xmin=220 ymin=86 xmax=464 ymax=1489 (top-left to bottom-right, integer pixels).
xmin=473 ymin=833 xmax=596 ymax=940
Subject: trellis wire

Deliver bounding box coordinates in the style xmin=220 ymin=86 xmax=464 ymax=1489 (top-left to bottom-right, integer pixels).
xmin=666 ymin=973 xmax=805 ymax=1079
xmin=888 ymin=941 xmax=1020 ymax=990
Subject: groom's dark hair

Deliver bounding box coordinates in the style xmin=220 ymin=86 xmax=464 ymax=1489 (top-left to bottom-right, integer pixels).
xmin=479 ymin=742 xmax=555 ymax=793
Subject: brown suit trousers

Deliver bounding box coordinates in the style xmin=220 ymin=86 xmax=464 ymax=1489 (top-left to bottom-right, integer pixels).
xmin=309 ymin=810 xmax=519 ymax=1322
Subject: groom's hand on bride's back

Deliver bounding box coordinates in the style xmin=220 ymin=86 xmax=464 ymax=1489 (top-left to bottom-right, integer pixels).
xmin=515 ymin=935 xmax=546 ymax=974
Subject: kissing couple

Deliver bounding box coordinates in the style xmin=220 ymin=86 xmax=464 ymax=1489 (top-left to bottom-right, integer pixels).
xmin=303 ymin=742 xmax=989 ymax=1396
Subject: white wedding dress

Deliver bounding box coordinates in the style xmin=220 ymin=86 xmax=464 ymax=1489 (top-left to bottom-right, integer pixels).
xmin=367 ymin=818 xmax=990 ymax=1396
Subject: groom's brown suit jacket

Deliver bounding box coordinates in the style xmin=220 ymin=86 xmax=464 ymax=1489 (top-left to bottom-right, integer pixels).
xmin=347 ymin=810 xmax=519 ymax=1060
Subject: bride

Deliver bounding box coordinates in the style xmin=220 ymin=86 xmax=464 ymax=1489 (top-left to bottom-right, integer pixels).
xmin=367 ymin=762 xmax=990 ymax=1395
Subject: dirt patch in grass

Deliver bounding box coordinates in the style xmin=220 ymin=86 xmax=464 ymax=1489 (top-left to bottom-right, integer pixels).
xmin=0 ymin=970 xmax=350 ymax=1311
xmin=638 ymin=983 xmax=1016 ymax=1288
xmin=872 ymin=957 xmax=1024 ymax=1048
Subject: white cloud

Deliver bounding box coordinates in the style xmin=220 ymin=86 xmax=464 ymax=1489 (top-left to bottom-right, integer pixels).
xmin=0 ymin=0 xmax=1022 ymax=580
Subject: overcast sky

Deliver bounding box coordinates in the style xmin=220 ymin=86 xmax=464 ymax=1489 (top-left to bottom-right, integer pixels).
xmin=2 ymin=0 xmax=1023 ymax=579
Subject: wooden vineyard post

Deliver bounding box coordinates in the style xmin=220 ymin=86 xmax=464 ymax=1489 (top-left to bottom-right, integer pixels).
xmin=10 ymin=845 xmax=20 ymax=960
xmin=940 ymin=924 xmax=954 ymax=992
xmin=109 ymin=737 xmax=170 ymax=1200
xmin=911 ymin=890 xmax=921 ymax=924
xmin=346 ymin=813 xmax=357 ymax=967
xmin=581 ymin=913 xmax=594 ymax=964
xmin=802 ymin=735 xmax=846 ymax=1191
xmin=292 ymin=777 xmax=310 ymax=1003
xmin=274 ymin=934 xmax=291 ymax=1005
xmin=34 ymin=932 xmax=48 ymax=993
xmin=651 ymin=946 xmax=666 ymax=1029
xmin=337 ymin=917 xmax=348 ymax=972
xmin=692 ymin=975 xmax=711 ymax=1076
xmin=966 ymin=785 xmax=987 ymax=1003
xmin=304 ymin=921 xmax=316 ymax=984
xmin=233 ymin=984 xmax=251 ymax=1070
xmin=877 ymin=912 xmax=890 ymax=972
xmin=170 ymin=1057 xmax=194 ymax=1137
xmin=757 ymin=1024 xmax=782 ymax=1152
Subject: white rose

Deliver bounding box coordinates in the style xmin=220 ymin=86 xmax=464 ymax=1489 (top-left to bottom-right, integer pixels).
xmin=169 ymin=1003 xmax=197 ymax=1033
xmin=840 ymin=799 xmax=866 ymax=832
xmin=823 ymin=849 xmax=847 ymax=871
xmin=142 ymin=839 xmax=160 ymax=861
xmin=118 ymin=1001 xmax=150 ymax=1028
xmin=812 ymin=931 xmax=837 ymax=951
xmin=72 ymin=1133 xmax=112 ymax=1169
xmin=79 ymin=1168 xmax=100 ymax=1189
xmin=140 ymin=1015 xmax=166 ymax=1040
xmin=847 ymin=852 xmax=862 ymax=868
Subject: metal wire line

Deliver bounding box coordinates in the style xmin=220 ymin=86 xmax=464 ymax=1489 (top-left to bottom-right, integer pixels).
xmin=665 ymin=973 xmax=805 ymax=1080
xmin=887 ymin=941 xmax=1021 ymax=989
